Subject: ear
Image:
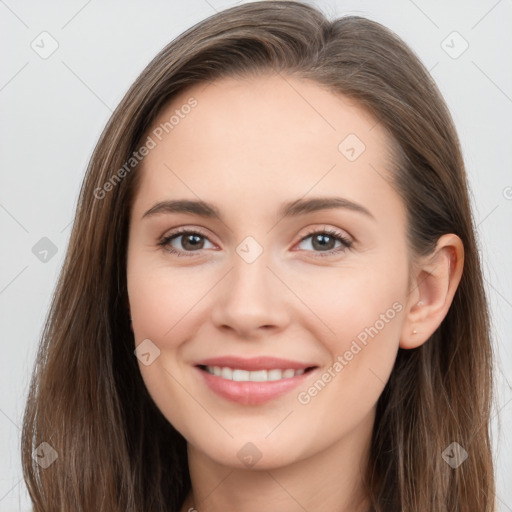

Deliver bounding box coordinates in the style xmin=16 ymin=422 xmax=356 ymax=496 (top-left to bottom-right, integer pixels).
xmin=399 ymin=233 xmax=464 ymax=349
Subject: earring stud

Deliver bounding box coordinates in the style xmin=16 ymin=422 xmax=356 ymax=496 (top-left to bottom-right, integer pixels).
xmin=412 ymin=328 xmax=417 ymax=334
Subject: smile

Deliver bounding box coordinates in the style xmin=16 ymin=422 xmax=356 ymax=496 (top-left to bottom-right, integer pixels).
xmin=194 ymin=357 xmax=318 ymax=405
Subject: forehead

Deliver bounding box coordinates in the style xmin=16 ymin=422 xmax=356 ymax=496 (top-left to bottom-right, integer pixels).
xmin=149 ymin=73 xmax=389 ymax=159
xmin=133 ymin=73 xmax=401 ymax=221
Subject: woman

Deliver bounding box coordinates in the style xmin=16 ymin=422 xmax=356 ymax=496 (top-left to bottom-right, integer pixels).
xmin=21 ymin=1 xmax=495 ymax=510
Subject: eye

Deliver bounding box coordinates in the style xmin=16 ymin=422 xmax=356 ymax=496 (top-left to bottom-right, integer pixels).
xmin=158 ymin=228 xmax=215 ymax=257
xmin=295 ymin=227 xmax=352 ymax=257
xmin=158 ymin=226 xmax=353 ymax=258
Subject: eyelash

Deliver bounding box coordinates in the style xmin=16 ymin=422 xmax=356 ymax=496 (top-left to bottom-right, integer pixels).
xmin=157 ymin=227 xmax=353 ymax=258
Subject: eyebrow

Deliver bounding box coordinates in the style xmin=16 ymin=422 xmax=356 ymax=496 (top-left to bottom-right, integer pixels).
xmin=142 ymin=196 xmax=375 ymax=221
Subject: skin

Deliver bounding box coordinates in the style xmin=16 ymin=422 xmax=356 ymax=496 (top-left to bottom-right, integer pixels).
xmin=126 ymin=73 xmax=464 ymax=512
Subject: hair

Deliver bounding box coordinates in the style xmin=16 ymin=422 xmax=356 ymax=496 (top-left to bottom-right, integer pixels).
xmin=21 ymin=1 xmax=495 ymax=511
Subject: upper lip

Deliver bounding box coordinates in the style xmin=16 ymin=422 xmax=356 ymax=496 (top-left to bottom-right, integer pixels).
xmin=195 ymin=356 xmax=317 ymax=371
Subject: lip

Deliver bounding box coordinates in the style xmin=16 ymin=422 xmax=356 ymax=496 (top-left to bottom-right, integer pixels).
xmin=194 ymin=356 xmax=318 ymax=405
xmin=194 ymin=356 xmax=316 ymax=371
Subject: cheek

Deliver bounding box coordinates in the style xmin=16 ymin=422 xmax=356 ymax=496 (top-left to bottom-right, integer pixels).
xmin=289 ymin=259 xmax=407 ymax=412
xmin=127 ymin=256 xmax=210 ymax=344
xmin=328 ymin=274 xmax=405 ymax=357
xmin=287 ymin=256 xmax=407 ymax=350
xmin=126 ymin=255 xmax=206 ymax=438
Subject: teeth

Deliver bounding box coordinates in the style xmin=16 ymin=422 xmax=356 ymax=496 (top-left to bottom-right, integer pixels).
xmin=249 ymin=370 xmax=268 ymax=382
xmin=232 ymin=369 xmax=250 ymax=381
xmin=205 ymin=366 xmax=307 ymax=382
xmin=221 ymin=367 xmax=232 ymax=380
xmin=268 ymin=369 xmax=283 ymax=381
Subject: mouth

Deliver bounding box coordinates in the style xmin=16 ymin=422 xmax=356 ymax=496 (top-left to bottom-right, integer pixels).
xmin=193 ymin=356 xmax=319 ymax=405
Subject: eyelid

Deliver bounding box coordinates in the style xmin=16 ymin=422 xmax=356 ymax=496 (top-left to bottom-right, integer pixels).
xmin=298 ymin=225 xmax=352 ymax=243
xmin=161 ymin=225 xmax=212 ymax=240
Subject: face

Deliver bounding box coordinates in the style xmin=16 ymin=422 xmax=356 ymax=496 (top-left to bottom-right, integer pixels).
xmin=126 ymin=73 xmax=411 ymax=469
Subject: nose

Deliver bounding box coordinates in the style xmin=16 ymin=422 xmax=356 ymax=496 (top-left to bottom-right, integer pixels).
xmin=210 ymin=249 xmax=290 ymax=339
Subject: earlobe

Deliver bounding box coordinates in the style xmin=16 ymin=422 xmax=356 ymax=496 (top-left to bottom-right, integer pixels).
xmin=400 ymin=234 xmax=464 ymax=349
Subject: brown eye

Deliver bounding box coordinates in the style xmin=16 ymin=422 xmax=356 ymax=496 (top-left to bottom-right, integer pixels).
xmin=297 ymin=228 xmax=352 ymax=257
xmin=176 ymin=233 xmax=205 ymax=251
xmin=158 ymin=229 xmax=214 ymax=257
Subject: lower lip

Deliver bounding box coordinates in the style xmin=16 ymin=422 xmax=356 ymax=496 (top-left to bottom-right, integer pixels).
xmin=195 ymin=366 xmax=315 ymax=405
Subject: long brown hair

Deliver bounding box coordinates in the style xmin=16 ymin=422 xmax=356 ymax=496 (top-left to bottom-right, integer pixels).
xmin=21 ymin=1 xmax=495 ymax=510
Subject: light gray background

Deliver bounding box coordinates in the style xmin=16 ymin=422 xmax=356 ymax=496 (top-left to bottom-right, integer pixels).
xmin=1 ymin=1 xmax=511 ymax=510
